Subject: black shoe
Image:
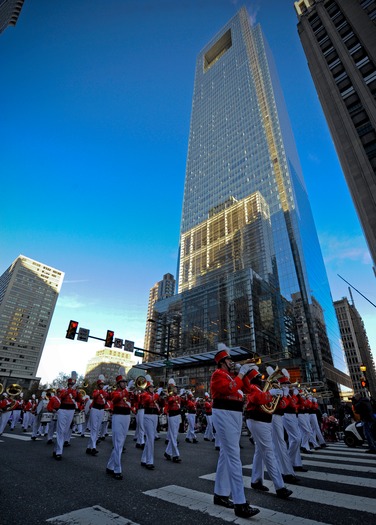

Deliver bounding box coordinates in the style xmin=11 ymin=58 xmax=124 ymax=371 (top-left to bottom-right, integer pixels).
xmin=146 ymin=464 xmax=155 ymax=470
xmin=135 ymin=443 xmax=142 ymax=449
xmin=234 ymin=503 xmax=260 ymax=518
xmin=64 ymin=441 xmax=70 ymax=447
xmin=185 ymin=438 xmax=192 ymax=443
xmin=141 ymin=462 xmax=146 ymax=467
xmin=293 ymin=466 xmax=308 ymax=472
xmin=106 ymin=468 xmax=114 ymax=476
xmin=54 ymin=454 xmax=62 ymax=461
xmin=204 ymin=438 xmax=210 ymax=441
xmin=91 ymin=448 xmax=99 ymax=456
xmin=114 ymin=473 xmax=123 ymax=480
xmin=165 ymin=439 xmax=169 ymax=444
xmin=282 ymin=474 xmax=300 ymax=484
xmin=86 ymin=448 xmax=92 ymax=455
xmin=172 ymin=456 xmax=182 ymax=463
xmin=31 ymin=436 xmax=36 ymax=441
xmin=192 ymin=439 xmax=198 ymax=443
xmin=320 ymin=443 xmax=328 ymax=448
xmin=300 ymin=448 xmax=313 ymax=454
xmin=251 ymin=481 xmax=269 ymax=492
xmin=164 ymin=452 xmax=171 ymax=461
xmin=213 ymin=494 xmax=234 ymax=509
xmin=276 ymin=487 xmax=293 ymax=499
xmin=47 ymin=439 xmax=53 ymax=445
xmin=365 ymin=449 xmax=376 ymax=454
xmin=215 ymin=446 xmax=220 ymax=451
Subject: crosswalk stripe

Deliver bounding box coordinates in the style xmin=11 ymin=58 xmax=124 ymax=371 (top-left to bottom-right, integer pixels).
xmin=200 ymin=473 xmax=376 ymax=513
xmin=144 ymin=485 xmax=332 ymax=525
xmin=312 ymin=449 xmax=374 ymax=458
xmin=300 ymin=453 xmax=376 ymax=464
xmin=46 ymin=505 xmax=140 ymax=524
xmin=296 ymin=459 xmax=376 ymax=473
xmin=0 ymin=432 xmax=33 ymax=441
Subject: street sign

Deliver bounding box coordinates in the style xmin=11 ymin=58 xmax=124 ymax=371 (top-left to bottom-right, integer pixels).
xmin=134 ymin=350 xmax=144 ymax=357
xmin=124 ymin=340 xmax=134 ymax=352
xmin=77 ymin=328 xmax=90 ymax=342
xmin=114 ymin=338 xmax=123 ymax=349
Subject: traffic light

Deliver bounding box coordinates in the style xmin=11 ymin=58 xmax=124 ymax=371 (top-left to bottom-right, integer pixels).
xmin=105 ymin=330 xmax=114 ymax=348
xmin=66 ymin=320 xmax=78 ymax=340
xmin=361 ymin=378 xmax=367 ymax=388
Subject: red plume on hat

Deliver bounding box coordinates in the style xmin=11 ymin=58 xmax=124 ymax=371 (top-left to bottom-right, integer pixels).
xmin=215 ymin=343 xmax=231 ymax=364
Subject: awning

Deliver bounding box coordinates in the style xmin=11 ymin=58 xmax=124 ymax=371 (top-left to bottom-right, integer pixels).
xmin=133 ymin=346 xmax=254 ymax=370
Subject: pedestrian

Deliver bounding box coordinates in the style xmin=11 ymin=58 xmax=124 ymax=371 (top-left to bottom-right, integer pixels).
xmin=210 ymin=343 xmax=260 ymax=519
xmin=352 ymin=393 xmax=376 ymax=454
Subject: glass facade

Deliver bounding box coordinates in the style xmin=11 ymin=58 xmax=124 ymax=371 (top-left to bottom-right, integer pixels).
xmin=175 ymin=7 xmax=347 ymax=386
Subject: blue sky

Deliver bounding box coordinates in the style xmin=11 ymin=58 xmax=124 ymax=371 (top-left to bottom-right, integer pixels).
xmin=1 ymin=0 xmax=375 ymax=383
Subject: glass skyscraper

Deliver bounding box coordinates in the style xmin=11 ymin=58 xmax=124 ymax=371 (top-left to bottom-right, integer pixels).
xmin=150 ymin=7 xmax=350 ymax=393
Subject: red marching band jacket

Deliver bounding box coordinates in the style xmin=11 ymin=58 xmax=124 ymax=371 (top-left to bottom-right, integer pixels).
xmin=242 ymin=379 xmax=274 ymax=423
xmin=110 ymin=388 xmax=133 ymax=415
xmin=164 ymin=394 xmax=181 ymax=416
xmin=139 ymin=391 xmax=161 ymax=415
xmin=91 ymin=388 xmax=109 ymax=410
xmin=186 ymin=397 xmax=197 ymax=414
xmin=204 ymin=399 xmax=213 ymax=415
xmin=58 ymin=387 xmax=82 ymax=410
xmin=210 ymin=368 xmax=244 ymax=411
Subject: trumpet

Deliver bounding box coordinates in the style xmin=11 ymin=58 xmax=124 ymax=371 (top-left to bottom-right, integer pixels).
xmin=237 ymin=353 xmax=262 ymax=366
xmin=260 ymin=366 xmax=285 ymax=414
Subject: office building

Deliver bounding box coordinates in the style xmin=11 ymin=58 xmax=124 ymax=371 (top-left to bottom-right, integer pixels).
xmin=84 ymin=347 xmax=136 ymax=387
xmin=295 ymin=0 xmax=376 ymax=272
xmin=144 ymin=273 xmax=176 ymax=359
xmin=147 ymin=7 xmax=349 ymax=394
xmin=0 ymin=0 xmax=25 ymax=34
xmin=334 ymin=296 xmax=376 ymax=398
xmin=0 ymin=255 xmax=64 ymax=389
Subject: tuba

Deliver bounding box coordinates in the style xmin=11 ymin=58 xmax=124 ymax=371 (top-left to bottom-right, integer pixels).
xmin=260 ymin=367 xmax=284 ymax=415
xmin=6 ymin=384 xmax=23 ymax=396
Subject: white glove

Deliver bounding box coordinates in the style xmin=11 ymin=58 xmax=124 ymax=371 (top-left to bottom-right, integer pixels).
xmin=239 ymin=364 xmax=252 ymax=376
xmin=127 ymin=380 xmax=135 ymax=389
xmin=234 ymin=363 xmax=241 ymax=372
xmin=103 ymin=385 xmax=109 ymax=391
xmin=157 ymin=387 xmax=163 ymax=395
xmin=293 ymin=388 xmax=299 ymax=395
xmin=269 ymin=388 xmax=283 ymax=396
xmin=282 ymin=387 xmax=289 ymax=396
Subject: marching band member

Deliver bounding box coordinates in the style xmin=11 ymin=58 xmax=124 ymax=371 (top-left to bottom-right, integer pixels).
xmin=46 ymin=389 xmax=60 ymax=444
xmin=10 ymin=393 xmax=23 ymax=431
xmin=86 ymin=375 xmax=108 ymax=456
xmin=164 ymin=378 xmax=182 ymax=463
xmin=282 ymin=384 xmax=307 ymax=472
xmin=210 ymin=343 xmax=260 ymax=519
xmin=106 ymin=371 xmax=133 ymax=480
xmin=31 ymin=391 xmax=48 ymax=440
xmin=297 ymin=390 xmax=317 ymax=453
xmin=139 ymin=379 xmax=160 ymax=469
xmin=185 ymin=390 xmax=198 ymax=443
xmin=0 ymin=392 xmax=14 ymax=435
xmin=309 ymin=396 xmax=327 ymax=447
xmin=98 ymin=396 xmax=112 ymax=441
xmin=22 ymin=394 xmax=37 ymax=432
xmin=53 ymin=377 xmax=82 ymax=461
xmin=271 ymin=369 xmax=300 ymax=484
xmin=203 ymin=392 xmax=214 ymax=442
xmin=243 ymin=365 xmax=292 ymax=499
xmin=134 ymin=381 xmax=146 ymax=450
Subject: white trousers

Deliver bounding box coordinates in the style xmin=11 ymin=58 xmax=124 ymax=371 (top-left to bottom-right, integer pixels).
xmin=10 ymin=410 xmax=21 ymax=429
xmin=141 ymin=414 xmax=158 ymax=465
xmin=22 ymin=411 xmax=33 ymax=429
xmin=135 ymin=409 xmax=145 ymax=445
xmin=186 ymin=413 xmax=196 ymax=440
xmin=87 ymin=407 xmax=104 ymax=450
xmin=298 ymin=413 xmax=318 ymax=449
xmin=212 ymin=408 xmax=246 ymax=505
xmin=166 ymin=414 xmax=181 ymax=458
xmin=309 ymin=413 xmax=326 ymax=445
xmin=272 ymin=414 xmax=295 ymax=476
xmin=247 ymin=419 xmax=284 ymax=490
xmin=0 ymin=411 xmax=11 ymax=433
xmin=107 ymin=414 xmax=130 ymax=474
xmin=204 ymin=414 xmax=214 ymax=440
xmin=55 ymin=409 xmax=75 ymax=455
xmin=282 ymin=413 xmax=302 ymax=467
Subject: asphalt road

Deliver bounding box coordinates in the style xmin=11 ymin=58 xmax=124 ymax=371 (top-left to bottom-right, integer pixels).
xmin=1 ymin=425 xmax=375 ymax=525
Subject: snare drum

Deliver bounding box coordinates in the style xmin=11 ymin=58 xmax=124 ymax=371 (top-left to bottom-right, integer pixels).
xmin=73 ymin=412 xmax=86 ymax=425
xmin=40 ymin=412 xmax=53 ymax=423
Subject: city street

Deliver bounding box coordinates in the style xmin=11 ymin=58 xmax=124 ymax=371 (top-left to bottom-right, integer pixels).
xmin=1 ymin=425 xmax=375 ymax=525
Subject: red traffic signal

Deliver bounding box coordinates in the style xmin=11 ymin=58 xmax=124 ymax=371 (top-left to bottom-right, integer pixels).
xmin=105 ymin=330 xmax=114 ymax=348
xmin=66 ymin=320 xmax=78 ymax=340
xmin=361 ymin=379 xmax=367 ymax=388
